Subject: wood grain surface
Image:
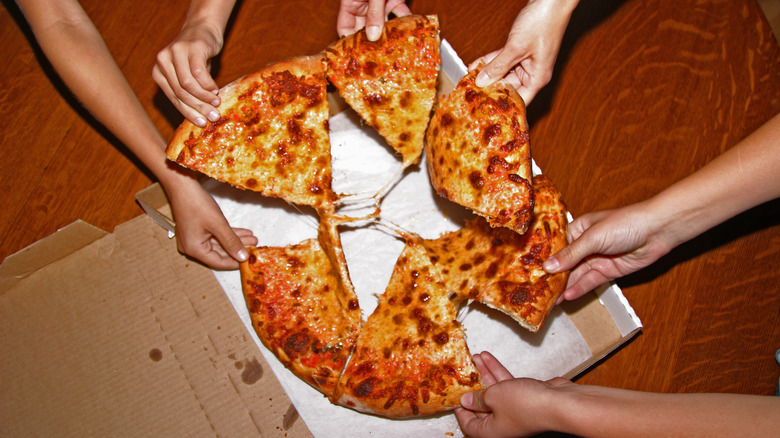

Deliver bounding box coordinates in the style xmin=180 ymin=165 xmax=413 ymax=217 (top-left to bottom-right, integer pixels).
xmin=1 ymin=0 xmax=778 ymax=419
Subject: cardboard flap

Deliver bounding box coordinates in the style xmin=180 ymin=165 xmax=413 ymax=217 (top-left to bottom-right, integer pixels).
xmin=0 ymin=220 xmax=107 ymax=294
xmin=0 ymin=215 xmax=310 ymax=438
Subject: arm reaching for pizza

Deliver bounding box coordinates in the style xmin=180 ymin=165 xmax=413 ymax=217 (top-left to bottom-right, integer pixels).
xmin=544 ymin=112 xmax=780 ymax=301
xmin=469 ymin=0 xmax=579 ymax=105
xmin=455 ymin=351 xmax=780 ymax=438
xmin=153 ymin=0 xmax=237 ymax=127
xmin=15 ymin=0 xmax=256 ymax=269
xmin=337 ymin=0 xmax=412 ymax=39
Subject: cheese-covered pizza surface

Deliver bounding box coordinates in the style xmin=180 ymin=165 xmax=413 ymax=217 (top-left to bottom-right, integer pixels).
xmin=421 ymin=174 xmax=569 ymax=332
xmin=331 ymin=237 xmax=482 ymax=418
xmin=240 ymin=239 xmax=361 ymax=396
xmin=425 ymin=65 xmax=533 ymax=235
xmin=324 ymin=15 xmax=441 ymax=168
xmin=167 ymin=55 xmax=337 ymax=209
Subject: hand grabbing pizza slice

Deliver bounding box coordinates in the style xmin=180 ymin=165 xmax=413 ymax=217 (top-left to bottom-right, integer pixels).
xmin=425 ymin=65 xmax=534 ymax=235
xmin=240 ymin=238 xmax=361 ymax=396
xmin=324 ymin=15 xmax=441 ymax=168
xmin=331 ymin=236 xmax=482 ymax=418
xmin=422 ymin=174 xmax=569 ymax=332
xmin=166 ymin=55 xmax=337 ymax=209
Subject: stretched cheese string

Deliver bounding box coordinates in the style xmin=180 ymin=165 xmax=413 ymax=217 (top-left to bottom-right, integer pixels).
xmin=335 ymin=163 xmax=405 ymax=207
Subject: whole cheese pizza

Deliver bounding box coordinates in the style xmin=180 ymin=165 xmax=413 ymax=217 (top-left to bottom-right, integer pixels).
xmin=165 ymin=13 xmax=572 ymax=420
xmin=425 ymin=64 xmax=534 ymax=235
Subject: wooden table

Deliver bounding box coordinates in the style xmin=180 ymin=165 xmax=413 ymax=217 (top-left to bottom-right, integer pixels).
xmin=2 ymin=0 xmax=779 ymax=419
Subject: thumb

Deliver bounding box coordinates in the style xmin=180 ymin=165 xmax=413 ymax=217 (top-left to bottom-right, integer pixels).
xmin=460 ymin=389 xmax=490 ymax=412
xmin=475 ymin=47 xmax=520 ymax=88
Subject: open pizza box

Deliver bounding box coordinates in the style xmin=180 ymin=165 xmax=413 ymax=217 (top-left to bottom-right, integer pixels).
xmin=0 ymin=41 xmax=641 ymax=437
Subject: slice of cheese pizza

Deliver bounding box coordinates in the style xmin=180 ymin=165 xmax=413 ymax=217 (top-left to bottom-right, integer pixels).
xmin=331 ymin=236 xmax=482 ymax=418
xmin=166 ymin=55 xmax=337 ymax=209
xmin=324 ymin=15 xmax=441 ymax=168
xmin=425 ymin=65 xmax=533 ymax=235
xmin=422 ymin=175 xmax=569 ymax=332
xmin=240 ymin=238 xmax=361 ymax=396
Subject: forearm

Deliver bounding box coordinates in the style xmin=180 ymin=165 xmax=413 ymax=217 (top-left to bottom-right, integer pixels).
xmin=530 ymin=0 xmax=579 ymax=15
xmin=645 ymin=113 xmax=780 ymax=249
xmin=181 ymin=0 xmax=238 ymax=42
xmin=552 ymin=385 xmax=780 ymax=437
xmin=16 ymin=0 xmax=196 ymax=190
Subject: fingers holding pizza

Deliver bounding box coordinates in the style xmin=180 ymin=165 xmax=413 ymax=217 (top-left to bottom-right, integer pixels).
xmin=153 ymin=0 xmax=238 ymax=127
xmin=469 ymin=0 xmax=579 ymax=105
xmin=337 ymin=0 xmax=412 ymax=39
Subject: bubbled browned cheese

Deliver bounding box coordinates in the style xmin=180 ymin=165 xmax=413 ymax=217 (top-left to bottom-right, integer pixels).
xmin=421 ymin=175 xmax=569 ymax=332
xmin=425 ymin=65 xmax=533 ymax=235
xmin=331 ymin=237 xmax=482 ymax=418
xmin=166 ymin=55 xmax=337 ymax=209
xmin=239 ymin=238 xmax=361 ymax=396
xmin=324 ymin=15 xmax=441 ymax=168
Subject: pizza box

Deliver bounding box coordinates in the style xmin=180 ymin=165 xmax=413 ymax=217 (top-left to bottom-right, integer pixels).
xmin=0 ymin=41 xmax=641 ymax=438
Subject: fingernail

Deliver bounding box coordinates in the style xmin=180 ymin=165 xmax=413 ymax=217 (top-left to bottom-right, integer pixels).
xmin=460 ymin=392 xmax=473 ymax=407
xmin=194 ymin=117 xmax=207 ymax=127
xmin=475 ymin=71 xmax=491 ymax=88
xmin=366 ymin=25 xmax=381 ymax=41
xmin=236 ymin=248 xmax=249 ymax=262
xmin=207 ymin=110 xmax=220 ymax=122
xmin=211 ymin=98 xmax=220 ymax=106
xmin=543 ymin=257 xmax=559 ymax=273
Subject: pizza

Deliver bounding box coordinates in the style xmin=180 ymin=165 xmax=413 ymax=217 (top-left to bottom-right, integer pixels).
xmin=324 ymin=15 xmax=441 ymax=168
xmin=172 ymin=15 xmax=573 ymax=420
xmin=239 ymin=239 xmax=361 ymax=396
xmin=331 ymin=236 xmax=482 ymax=418
xmin=166 ymin=54 xmax=337 ymax=210
xmin=425 ymin=64 xmax=534 ymax=235
xmin=421 ymin=174 xmax=569 ymax=332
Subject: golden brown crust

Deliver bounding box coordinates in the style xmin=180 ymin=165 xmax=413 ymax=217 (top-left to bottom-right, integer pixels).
xmin=331 ymin=237 xmax=482 ymax=418
xmin=167 ymin=54 xmax=337 ymax=209
xmin=425 ymin=65 xmax=533 ymax=234
xmin=324 ymin=15 xmax=440 ymax=167
xmin=422 ymin=174 xmax=569 ymax=332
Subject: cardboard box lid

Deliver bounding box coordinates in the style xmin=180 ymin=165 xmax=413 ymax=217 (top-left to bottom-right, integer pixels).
xmin=0 ymin=214 xmax=311 ymax=437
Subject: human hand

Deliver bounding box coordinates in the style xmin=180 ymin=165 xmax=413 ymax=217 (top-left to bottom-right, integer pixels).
xmin=337 ymin=0 xmax=411 ymax=40
xmin=543 ymin=201 xmax=676 ymax=301
xmin=469 ymin=0 xmax=577 ymax=105
xmin=455 ymin=352 xmax=574 ymax=438
xmin=153 ymin=20 xmax=224 ymax=127
xmin=164 ymin=175 xmax=258 ymax=270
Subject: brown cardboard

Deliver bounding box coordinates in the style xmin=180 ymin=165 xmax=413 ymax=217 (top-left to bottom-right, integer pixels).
xmin=0 ymin=214 xmax=312 ymax=437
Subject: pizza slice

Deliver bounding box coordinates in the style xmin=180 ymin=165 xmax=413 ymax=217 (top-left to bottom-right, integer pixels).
xmin=331 ymin=236 xmax=482 ymax=418
xmin=425 ymin=65 xmax=534 ymax=235
xmin=166 ymin=54 xmax=337 ymax=209
xmin=324 ymin=15 xmax=441 ymax=168
xmin=239 ymin=238 xmax=361 ymax=396
xmin=422 ymin=174 xmax=569 ymax=332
